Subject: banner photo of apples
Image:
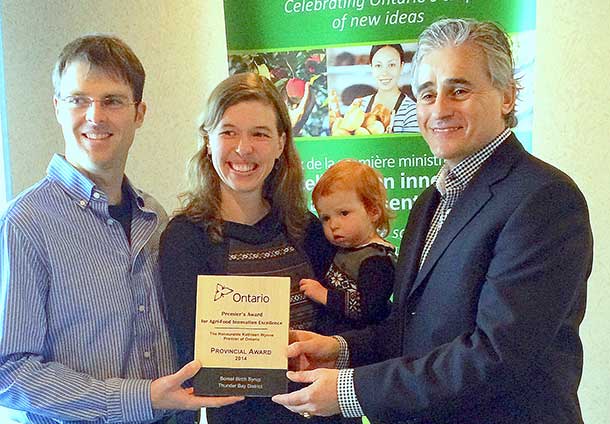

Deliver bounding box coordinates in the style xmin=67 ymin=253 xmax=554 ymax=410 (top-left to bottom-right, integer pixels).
xmin=229 ymin=51 xmax=328 ymax=137
xmin=223 ymin=0 xmax=536 ymax=249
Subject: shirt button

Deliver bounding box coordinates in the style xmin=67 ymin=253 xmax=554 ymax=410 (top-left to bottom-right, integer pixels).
xmin=107 ymin=219 xmax=114 ymax=225
xmin=79 ymin=200 xmax=87 ymax=207
xmin=93 ymin=192 xmax=101 ymax=199
xmin=143 ymin=351 xmax=151 ymax=359
xmin=410 ymin=311 xmax=416 ymax=316
xmin=138 ymin=305 xmax=145 ymax=312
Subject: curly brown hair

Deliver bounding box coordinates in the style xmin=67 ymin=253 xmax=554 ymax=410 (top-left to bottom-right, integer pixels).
xmin=312 ymin=159 xmax=394 ymax=237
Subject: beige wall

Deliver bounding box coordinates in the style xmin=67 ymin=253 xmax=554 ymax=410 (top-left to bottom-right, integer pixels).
xmin=1 ymin=0 xmax=228 ymax=210
xmin=536 ymin=1 xmax=610 ymax=422
xmin=2 ymin=0 xmax=609 ymax=422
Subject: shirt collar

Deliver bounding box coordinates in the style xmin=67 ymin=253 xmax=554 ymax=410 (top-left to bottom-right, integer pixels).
xmin=435 ymin=128 xmax=512 ymax=196
xmin=46 ymin=154 xmax=145 ymax=209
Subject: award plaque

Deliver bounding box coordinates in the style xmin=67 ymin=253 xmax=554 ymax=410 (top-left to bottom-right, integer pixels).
xmin=193 ymin=275 xmax=290 ymax=397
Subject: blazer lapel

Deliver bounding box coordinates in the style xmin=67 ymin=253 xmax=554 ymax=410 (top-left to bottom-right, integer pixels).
xmin=407 ymin=134 xmax=525 ymax=299
xmin=394 ymin=186 xmax=439 ymax=304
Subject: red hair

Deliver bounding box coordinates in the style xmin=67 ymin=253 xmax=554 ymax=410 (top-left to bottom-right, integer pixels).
xmin=312 ymin=159 xmax=394 ymax=237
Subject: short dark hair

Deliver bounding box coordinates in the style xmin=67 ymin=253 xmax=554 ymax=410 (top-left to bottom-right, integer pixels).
xmin=52 ymin=34 xmax=145 ymax=102
xmin=369 ymin=44 xmax=405 ymax=64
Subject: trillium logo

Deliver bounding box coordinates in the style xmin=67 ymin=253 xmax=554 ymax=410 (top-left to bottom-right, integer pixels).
xmin=214 ymin=283 xmax=234 ymax=301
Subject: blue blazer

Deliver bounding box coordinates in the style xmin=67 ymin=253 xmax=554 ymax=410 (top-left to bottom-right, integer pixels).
xmin=343 ymin=134 xmax=593 ymax=424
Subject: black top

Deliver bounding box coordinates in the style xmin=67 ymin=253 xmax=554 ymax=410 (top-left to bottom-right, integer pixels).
xmin=160 ymin=211 xmax=333 ymax=368
xmin=318 ymin=243 xmax=396 ymax=335
xmin=159 ymin=211 xmax=350 ymax=424
xmin=107 ymin=183 xmax=132 ymax=243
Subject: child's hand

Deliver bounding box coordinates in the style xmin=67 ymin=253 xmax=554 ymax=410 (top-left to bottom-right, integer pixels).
xmin=299 ymin=279 xmax=328 ymax=305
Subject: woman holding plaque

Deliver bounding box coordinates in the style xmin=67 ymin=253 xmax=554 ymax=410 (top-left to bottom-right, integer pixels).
xmin=160 ymin=73 xmax=349 ymax=423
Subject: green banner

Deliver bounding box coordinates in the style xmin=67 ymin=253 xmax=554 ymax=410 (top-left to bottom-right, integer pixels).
xmin=224 ymin=0 xmax=536 ymax=247
xmin=225 ymin=0 xmax=535 ymax=52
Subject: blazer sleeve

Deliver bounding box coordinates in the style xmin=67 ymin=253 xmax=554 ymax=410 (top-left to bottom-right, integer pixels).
xmin=340 ymin=302 xmax=403 ymax=367
xmin=351 ymin=178 xmax=593 ymax=422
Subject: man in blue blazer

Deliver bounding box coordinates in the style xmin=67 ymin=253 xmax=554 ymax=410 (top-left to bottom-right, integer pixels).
xmin=273 ymin=18 xmax=593 ymax=424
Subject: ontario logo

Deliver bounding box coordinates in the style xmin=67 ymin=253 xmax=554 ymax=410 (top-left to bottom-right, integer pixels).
xmin=214 ymin=283 xmax=234 ymax=301
xmin=213 ymin=283 xmax=270 ymax=303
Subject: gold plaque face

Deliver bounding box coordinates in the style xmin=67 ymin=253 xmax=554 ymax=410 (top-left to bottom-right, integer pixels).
xmin=194 ymin=275 xmax=290 ymax=396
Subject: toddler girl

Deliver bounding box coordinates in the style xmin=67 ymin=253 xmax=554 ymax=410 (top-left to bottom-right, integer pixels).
xmin=300 ymin=159 xmax=396 ymax=334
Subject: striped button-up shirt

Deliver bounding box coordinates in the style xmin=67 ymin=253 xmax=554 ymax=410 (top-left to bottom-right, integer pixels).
xmin=0 ymin=154 xmax=176 ymax=423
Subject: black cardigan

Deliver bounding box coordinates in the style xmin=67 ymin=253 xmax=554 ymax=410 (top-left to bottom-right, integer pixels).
xmin=159 ymin=211 xmax=334 ymax=369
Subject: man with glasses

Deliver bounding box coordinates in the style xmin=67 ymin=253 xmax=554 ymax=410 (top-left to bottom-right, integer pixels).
xmin=0 ymin=34 xmax=242 ymax=423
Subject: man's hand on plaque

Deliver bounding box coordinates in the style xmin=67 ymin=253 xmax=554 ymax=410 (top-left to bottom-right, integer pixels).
xmin=287 ymin=330 xmax=340 ymax=371
xmin=150 ymin=360 xmax=244 ymax=410
xmin=271 ymin=368 xmax=341 ymax=417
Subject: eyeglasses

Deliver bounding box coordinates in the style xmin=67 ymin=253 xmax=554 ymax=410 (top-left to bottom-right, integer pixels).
xmin=58 ymin=95 xmax=138 ymax=111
